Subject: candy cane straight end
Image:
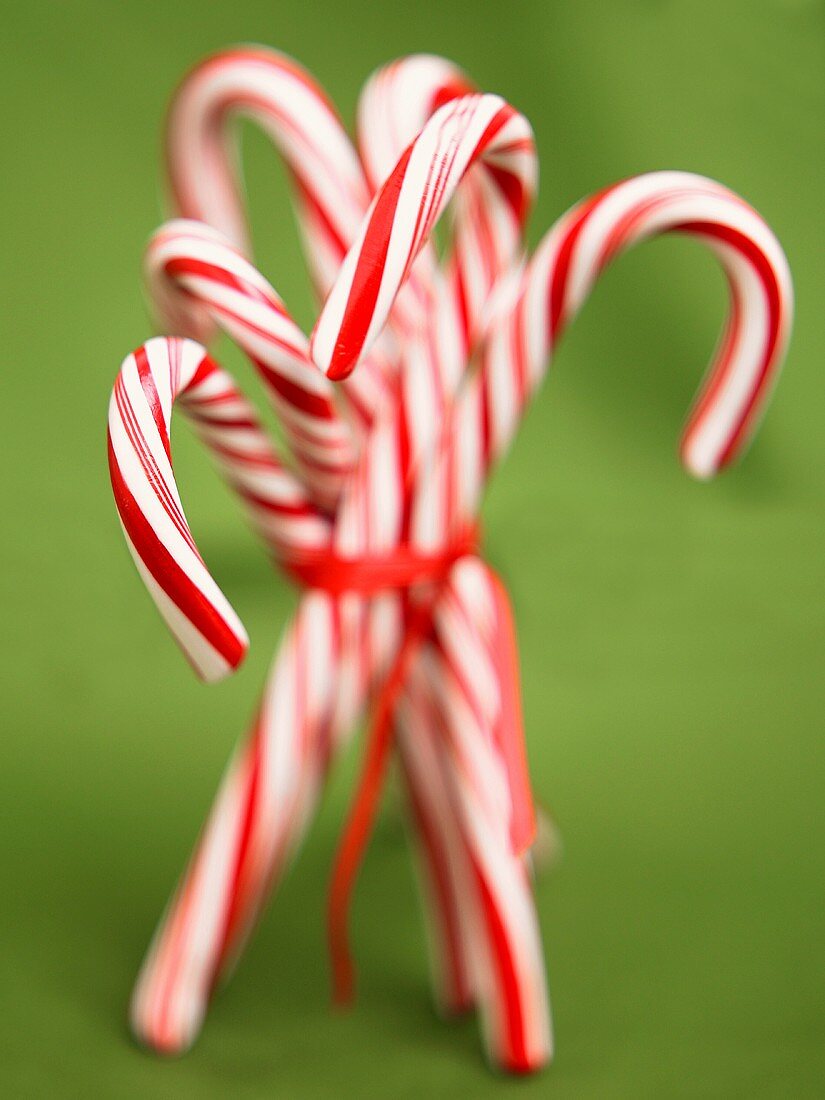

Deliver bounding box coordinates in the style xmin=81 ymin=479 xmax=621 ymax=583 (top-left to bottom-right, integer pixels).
xmin=130 ymin=993 xmax=201 ymax=1058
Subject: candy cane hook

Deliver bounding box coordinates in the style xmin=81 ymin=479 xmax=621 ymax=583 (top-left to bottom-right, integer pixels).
xmin=107 ymin=336 xmax=325 ymax=681
xmin=310 ymin=93 xmax=536 ymax=379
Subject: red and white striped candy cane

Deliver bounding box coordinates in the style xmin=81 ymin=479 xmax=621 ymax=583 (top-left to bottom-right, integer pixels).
xmin=410 ymin=170 xmax=794 ymax=536
xmin=130 ymin=583 xmax=364 ymax=1053
xmin=108 ymin=335 xmax=378 ymax=1051
xmin=311 ymin=92 xmax=536 ymax=381
xmin=166 ymin=47 xmax=368 ymax=300
xmin=107 ymin=336 xmax=327 ymax=681
xmin=361 ymin=55 xmax=535 ymax=366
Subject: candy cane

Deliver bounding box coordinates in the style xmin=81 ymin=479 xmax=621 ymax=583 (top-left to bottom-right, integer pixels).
xmin=361 ymin=55 xmax=535 ymax=367
xmin=311 ymin=92 xmax=536 ymax=380
xmin=107 ymin=336 xmax=328 ymax=680
xmin=410 ymin=171 xmax=794 ymax=539
xmin=130 ymin=585 xmax=365 ymax=1053
xmin=166 ymin=46 xmax=368 ymax=300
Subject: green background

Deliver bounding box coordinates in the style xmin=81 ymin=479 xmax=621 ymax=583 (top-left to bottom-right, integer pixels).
xmin=2 ymin=1 xmax=823 ymax=1095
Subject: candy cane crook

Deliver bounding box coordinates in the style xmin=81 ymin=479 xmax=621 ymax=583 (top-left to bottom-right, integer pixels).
xmin=423 ymin=170 xmax=794 ymax=530
xmin=166 ymin=46 xmax=369 ymax=289
xmin=107 ymin=336 xmax=328 ymax=681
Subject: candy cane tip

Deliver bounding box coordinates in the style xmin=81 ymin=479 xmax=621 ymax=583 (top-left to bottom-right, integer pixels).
xmin=308 ymin=327 xmax=356 ymax=381
xmin=184 ymin=618 xmax=250 ymax=683
xmin=679 ymin=433 xmax=729 ymax=481
xmin=130 ymin=1017 xmax=197 ymax=1057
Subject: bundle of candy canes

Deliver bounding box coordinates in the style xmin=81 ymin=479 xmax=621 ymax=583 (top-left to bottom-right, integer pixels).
xmin=107 ymin=48 xmax=793 ymax=1073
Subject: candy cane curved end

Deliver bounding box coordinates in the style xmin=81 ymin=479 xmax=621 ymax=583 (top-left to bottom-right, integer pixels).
xmin=165 ymin=46 xmax=368 ymax=269
xmin=540 ymin=171 xmax=794 ymax=481
xmin=310 ymin=93 xmax=536 ymax=381
xmin=357 ymin=54 xmax=475 ymax=192
xmin=107 ymin=336 xmax=249 ymax=682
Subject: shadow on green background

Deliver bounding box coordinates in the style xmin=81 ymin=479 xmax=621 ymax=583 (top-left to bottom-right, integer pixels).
xmin=1 ymin=1 xmax=823 ymax=1095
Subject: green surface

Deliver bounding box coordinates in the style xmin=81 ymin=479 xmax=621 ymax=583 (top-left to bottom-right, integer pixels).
xmin=2 ymin=1 xmax=824 ymax=1095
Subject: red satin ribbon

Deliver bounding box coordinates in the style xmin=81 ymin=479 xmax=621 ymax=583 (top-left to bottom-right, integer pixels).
xmin=282 ymin=529 xmax=536 ymax=1005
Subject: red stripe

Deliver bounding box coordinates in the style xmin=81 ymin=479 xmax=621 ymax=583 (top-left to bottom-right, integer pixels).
xmin=325 ymin=145 xmax=414 ymax=380
xmin=234 ymin=486 xmax=315 ymax=518
xmin=672 ymin=219 xmax=782 ymax=467
xmin=183 ymin=350 xmax=217 ymax=392
xmin=165 ymin=256 xmax=281 ymax=312
xmin=486 ymin=163 xmax=530 ymax=224
xmin=548 ymin=189 xmax=612 ymax=339
xmin=431 ymin=77 xmax=475 ymax=113
xmin=261 ymin=364 xmax=340 ymax=420
xmin=134 ymin=346 xmax=172 ymax=463
xmin=114 ymin=376 xmax=196 ymax=558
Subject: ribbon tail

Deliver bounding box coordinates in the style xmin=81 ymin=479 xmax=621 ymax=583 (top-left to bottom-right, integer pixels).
xmin=326 ymin=605 xmax=433 ymax=1005
xmin=486 ymin=567 xmax=537 ymax=856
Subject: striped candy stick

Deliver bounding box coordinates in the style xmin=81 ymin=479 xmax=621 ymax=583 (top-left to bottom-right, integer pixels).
xmin=309 ymin=154 xmax=792 ymax=1072
xmin=394 ymin=166 xmax=798 ymax=1056
xmin=353 ymin=61 xmax=529 ymax=1023
xmin=429 ymin=560 xmax=549 ymax=1072
xmin=165 ymin=47 xmax=368 ymax=305
xmin=351 ymin=61 xmax=542 ymax=1026
xmin=108 ymin=339 xmax=357 ymax=1045
xmin=395 ymin=673 xmax=477 ymax=1016
xmin=107 ymin=337 xmax=371 ymax=1049
xmin=130 ymin=585 xmax=366 ymax=1052
xmin=325 ymin=356 xmax=548 ymax=1051
xmin=355 ymin=55 xmax=537 ymax=430
xmin=146 ymin=219 xmax=356 ymax=513
xmin=354 ymin=172 xmax=793 ymax=1048
xmin=356 ymin=55 xmax=521 ymax=364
